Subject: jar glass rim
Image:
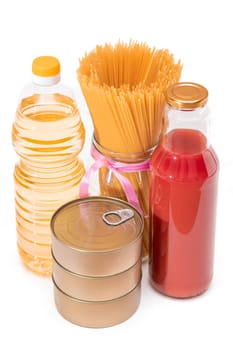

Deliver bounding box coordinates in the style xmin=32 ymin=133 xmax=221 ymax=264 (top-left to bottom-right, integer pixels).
xmin=92 ymin=134 xmax=156 ymax=162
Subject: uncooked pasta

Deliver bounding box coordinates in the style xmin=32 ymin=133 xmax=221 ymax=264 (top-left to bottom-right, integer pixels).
xmin=78 ymin=41 xmax=182 ymax=256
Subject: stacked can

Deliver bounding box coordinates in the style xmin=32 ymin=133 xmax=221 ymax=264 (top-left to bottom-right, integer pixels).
xmin=51 ymin=197 xmax=144 ymax=328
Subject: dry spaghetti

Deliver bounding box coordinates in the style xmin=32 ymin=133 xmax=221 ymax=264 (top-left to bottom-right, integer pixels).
xmin=77 ymin=41 xmax=182 ymax=256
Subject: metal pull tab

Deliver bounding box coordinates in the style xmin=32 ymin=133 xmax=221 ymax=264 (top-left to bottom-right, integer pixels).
xmin=102 ymin=209 xmax=134 ymax=226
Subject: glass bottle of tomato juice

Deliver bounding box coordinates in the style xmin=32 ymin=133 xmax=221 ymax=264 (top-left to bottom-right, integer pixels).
xmin=149 ymin=82 xmax=219 ymax=298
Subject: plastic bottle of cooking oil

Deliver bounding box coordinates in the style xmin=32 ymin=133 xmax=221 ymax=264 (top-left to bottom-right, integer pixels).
xmin=12 ymin=56 xmax=85 ymax=276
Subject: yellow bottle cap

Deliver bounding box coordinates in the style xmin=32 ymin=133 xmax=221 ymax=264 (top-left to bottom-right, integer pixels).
xmin=32 ymin=56 xmax=60 ymax=77
xmin=166 ymin=82 xmax=208 ymax=109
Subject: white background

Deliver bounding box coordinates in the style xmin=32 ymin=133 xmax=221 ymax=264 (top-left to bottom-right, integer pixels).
xmin=0 ymin=1 xmax=232 ymax=349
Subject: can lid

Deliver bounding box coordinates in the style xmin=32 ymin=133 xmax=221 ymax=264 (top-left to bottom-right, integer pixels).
xmin=51 ymin=197 xmax=143 ymax=252
xmin=166 ymin=82 xmax=208 ymax=108
xmin=32 ymin=56 xmax=60 ymax=77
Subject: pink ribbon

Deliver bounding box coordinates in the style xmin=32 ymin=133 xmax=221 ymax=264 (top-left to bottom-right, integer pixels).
xmin=79 ymin=146 xmax=150 ymax=214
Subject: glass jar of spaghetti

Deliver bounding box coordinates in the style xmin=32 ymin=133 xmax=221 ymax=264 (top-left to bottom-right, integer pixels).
xmin=80 ymin=135 xmax=156 ymax=258
xmin=149 ymin=82 xmax=219 ymax=297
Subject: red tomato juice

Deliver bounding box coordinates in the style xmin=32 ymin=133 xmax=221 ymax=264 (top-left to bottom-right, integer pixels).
xmin=149 ymin=128 xmax=219 ymax=297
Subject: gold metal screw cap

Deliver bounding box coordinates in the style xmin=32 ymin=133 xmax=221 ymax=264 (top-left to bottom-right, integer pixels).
xmin=166 ymin=82 xmax=208 ymax=109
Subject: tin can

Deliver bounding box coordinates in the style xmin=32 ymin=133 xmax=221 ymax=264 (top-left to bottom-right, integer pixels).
xmin=51 ymin=196 xmax=144 ymax=276
xmin=53 ymin=278 xmax=141 ymax=328
xmin=52 ymin=252 xmax=141 ymax=301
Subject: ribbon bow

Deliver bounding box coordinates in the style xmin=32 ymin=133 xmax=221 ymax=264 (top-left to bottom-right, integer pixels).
xmin=79 ymin=146 xmax=150 ymax=214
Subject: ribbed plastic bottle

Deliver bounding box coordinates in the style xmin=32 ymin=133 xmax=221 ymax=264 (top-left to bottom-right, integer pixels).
xmin=12 ymin=56 xmax=85 ymax=276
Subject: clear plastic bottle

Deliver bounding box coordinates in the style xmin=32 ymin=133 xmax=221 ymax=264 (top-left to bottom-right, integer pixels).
xmin=12 ymin=56 xmax=85 ymax=276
